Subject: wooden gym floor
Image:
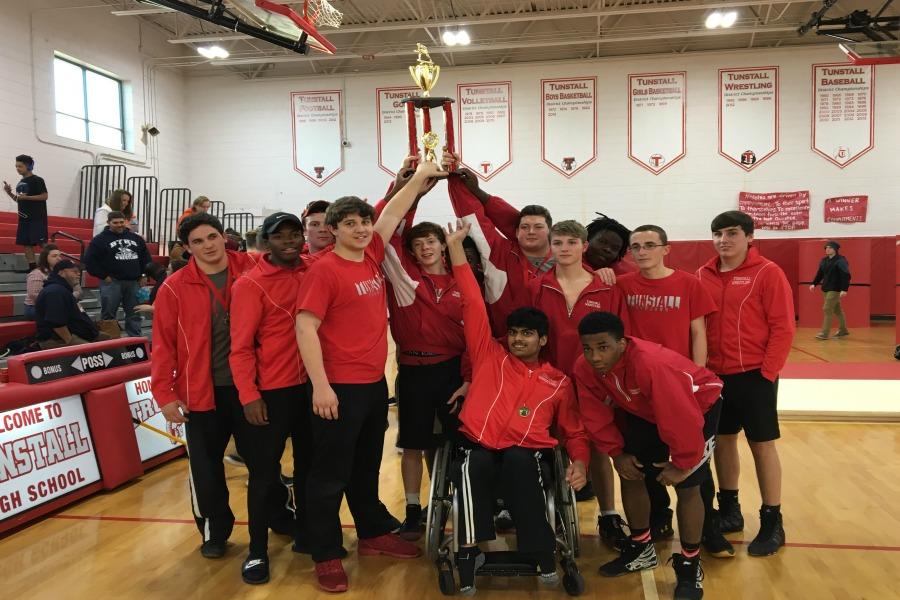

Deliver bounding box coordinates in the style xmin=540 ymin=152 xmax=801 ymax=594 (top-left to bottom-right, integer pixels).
xmin=1 ymin=324 xmax=898 ymax=599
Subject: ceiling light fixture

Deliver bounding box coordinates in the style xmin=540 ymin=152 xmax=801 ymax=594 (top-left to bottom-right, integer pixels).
xmin=705 ymin=10 xmax=738 ymax=29
xmin=197 ymin=45 xmax=229 ymax=59
xmin=442 ymin=29 xmax=471 ymax=46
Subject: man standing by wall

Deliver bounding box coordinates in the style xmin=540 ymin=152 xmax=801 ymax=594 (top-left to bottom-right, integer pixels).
xmin=809 ymin=240 xmax=851 ymax=340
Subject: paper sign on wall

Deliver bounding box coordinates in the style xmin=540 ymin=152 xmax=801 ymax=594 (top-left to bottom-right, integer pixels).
xmin=628 ymin=72 xmax=686 ymax=174
xmin=125 ymin=377 xmax=184 ymax=462
xmin=719 ymin=66 xmax=779 ymax=171
xmin=291 ymin=90 xmax=344 ymax=186
xmin=738 ymin=191 xmax=809 ymax=231
xmin=457 ymin=82 xmax=512 ymax=180
xmin=812 ymin=64 xmax=875 ymax=168
xmin=0 ymin=396 xmax=101 ymax=521
xmin=541 ymin=77 xmax=596 ymax=177
xmin=824 ymin=195 xmax=868 ymax=223
xmin=376 ymin=86 xmax=423 ymax=177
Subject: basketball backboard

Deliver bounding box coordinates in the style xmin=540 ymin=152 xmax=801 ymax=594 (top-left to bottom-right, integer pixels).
xmin=227 ymin=0 xmax=340 ymax=54
xmin=838 ymin=40 xmax=900 ymax=65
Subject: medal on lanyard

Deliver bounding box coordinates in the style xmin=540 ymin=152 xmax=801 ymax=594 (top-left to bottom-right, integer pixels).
xmin=203 ymin=266 xmax=232 ymax=324
xmin=518 ymin=406 xmax=530 ymax=417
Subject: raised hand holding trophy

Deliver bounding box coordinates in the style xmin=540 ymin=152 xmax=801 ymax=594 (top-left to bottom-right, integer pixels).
xmin=403 ymin=44 xmax=455 ymax=167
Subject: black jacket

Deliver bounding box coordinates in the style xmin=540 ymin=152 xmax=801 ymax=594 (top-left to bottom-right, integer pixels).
xmin=35 ymin=273 xmax=99 ymax=342
xmin=812 ymin=254 xmax=851 ymax=292
xmin=84 ymin=227 xmax=151 ymax=281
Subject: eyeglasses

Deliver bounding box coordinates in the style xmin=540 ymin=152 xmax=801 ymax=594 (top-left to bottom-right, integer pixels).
xmin=629 ymin=242 xmax=667 ymax=252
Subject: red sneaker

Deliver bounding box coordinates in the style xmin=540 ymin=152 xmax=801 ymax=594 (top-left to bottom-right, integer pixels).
xmin=315 ymin=559 xmax=348 ymax=593
xmin=358 ymin=533 xmax=422 ymax=558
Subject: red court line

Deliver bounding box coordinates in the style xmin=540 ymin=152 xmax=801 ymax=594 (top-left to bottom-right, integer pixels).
xmin=787 ymin=346 xmax=829 ymax=363
xmin=51 ymin=514 xmax=900 ymax=552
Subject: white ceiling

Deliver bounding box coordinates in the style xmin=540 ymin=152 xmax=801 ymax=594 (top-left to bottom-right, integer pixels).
xmin=106 ymin=0 xmax=899 ymax=78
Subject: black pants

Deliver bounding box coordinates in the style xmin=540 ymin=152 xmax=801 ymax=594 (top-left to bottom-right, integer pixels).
xmin=290 ymin=388 xmax=314 ymax=545
xmin=233 ymin=385 xmax=304 ymax=556
xmin=452 ymin=444 xmax=555 ymax=559
xmin=305 ymin=379 xmax=397 ymax=562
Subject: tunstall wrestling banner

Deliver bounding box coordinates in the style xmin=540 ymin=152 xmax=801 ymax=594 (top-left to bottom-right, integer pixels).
xmin=291 ymin=90 xmax=344 ymax=186
xmin=719 ymin=66 xmax=779 ymax=171
xmin=812 ymin=63 xmax=875 ymax=168
xmin=824 ymin=195 xmax=868 ymax=223
xmin=376 ymin=86 xmax=422 ymax=177
xmin=457 ymin=82 xmax=512 ymax=181
xmin=628 ymin=72 xmax=686 ymax=174
xmin=738 ymin=191 xmax=810 ymax=231
xmin=541 ymin=77 xmax=596 ymax=178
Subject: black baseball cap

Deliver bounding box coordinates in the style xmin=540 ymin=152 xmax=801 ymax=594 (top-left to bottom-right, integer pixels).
xmin=260 ymin=212 xmax=303 ymax=239
xmin=53 ymin=259 xmax=79 ymax=273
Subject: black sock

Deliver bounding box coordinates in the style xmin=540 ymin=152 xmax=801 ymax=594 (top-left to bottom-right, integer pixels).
xmin=681 ymin=541 xmax=700 ymax=558
xmin=537 ymin=550 xmax=555 ymax=573
xmin=719 ymin=488 xmax=739 ymax=501
xmin=458 ymin=547 xmax=479 ymax=588
xmin=761 ymin=504 xmax=781 ymax=515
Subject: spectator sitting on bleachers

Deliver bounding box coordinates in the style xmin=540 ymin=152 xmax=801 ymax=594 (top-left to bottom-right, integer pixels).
xmin=224 ymin=227 xmax=244 ymax=251
xmin=93 ymin=189 xmax=140 ymax=237
xmin=24 ymin=243 xmax=82 ymax=320
xmin=83 ymin=211 xmax=151 ymax=338
xmin=135 ymin=262 xmax=169 ymax=315
xmin=176 ymin=195 xmax=211 ymax=231
xmin=35 ymin=260 xmax=109 ymax=349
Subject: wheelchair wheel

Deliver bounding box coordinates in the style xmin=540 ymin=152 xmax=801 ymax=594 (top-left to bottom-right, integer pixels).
xmin=562 ymin=560 xmax=585 ymax=597
xmin=554 ymin=448 xmax=581 ymax=558
xmin=437 ymin=559 xmax=456 ymax=596
xmin=426 ymin=442 xmax=453 ymax=561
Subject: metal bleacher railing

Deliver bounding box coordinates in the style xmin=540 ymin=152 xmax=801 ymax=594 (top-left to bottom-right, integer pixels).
xmin=154 ymin=188 xmax=192 ymax=255
xmin=223 ymin=212 xmax=255 ymax=237
xmin=126 ymin=176 xmax=158 ymax=241
xmin=78 ymin=165 xmax=127 ymax=221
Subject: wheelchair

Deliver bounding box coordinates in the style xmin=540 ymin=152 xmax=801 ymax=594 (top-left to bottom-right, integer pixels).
xmin=424 ymin=441 xmax=585 ymax=596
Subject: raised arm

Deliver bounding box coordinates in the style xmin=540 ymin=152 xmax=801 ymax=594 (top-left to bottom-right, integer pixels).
xmin=374 ymin=160 xmax=446 ymax=244
xmin=446 ymin=220 xmax=496 ymax=367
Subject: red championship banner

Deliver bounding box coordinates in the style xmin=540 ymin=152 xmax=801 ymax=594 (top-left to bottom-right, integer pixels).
xmin=376 ymin=86 xmax=422 ymax=177
xmin=824 ymin=195 xmax=868 ymax=223
xmin=291 ymin=90 xmax=344 ymax=186
xmin=628 ymin=71 xmax=686 ymax=174
xmin=812 ymin=63 xmax=875 ymax=168
xmin=719 ymin=66 xmax=779 ymax=171
xmin=457 ymin=82 xmax=512 ymax=181
xmin=738 ymin=191 xmax=809 ymax=230
xmin=540 ymin=77 xmax=596 ymax=178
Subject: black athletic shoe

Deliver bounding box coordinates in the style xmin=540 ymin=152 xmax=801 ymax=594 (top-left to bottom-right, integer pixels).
xmin=651 ymin=508 xmax=675 ymax=541
xmin=398 ymin=504 xmax=424 ymax=541
xmin=200 ymin=540 xmax=227 ymax=559
xmin=574 ymin=480 xmax=596 ymax=502
xmin=242 ymin=555 xmax=270 ymax=585
xmin=387 ymin=396 xmax=398 ymax=407
xmin=717 ymin=492 xmax=744 ymax=533
xmin=701 ymin=510 xmax=735 ymax=558
xmin=495 ymin=509 xmax=515 ymax=532
xmin=669 ymin=553 xmax=704 ymax=599
xmin=599 ymin=514 xmax=629 ymax=552
xmin=598 ymin=538 xmax=658 ymax=577
xmin=748 ymin=508 xmax=785 ymax=557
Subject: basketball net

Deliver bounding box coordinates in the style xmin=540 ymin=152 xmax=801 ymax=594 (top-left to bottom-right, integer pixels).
xmin=305 ymin=0 xmax=343 ymax=28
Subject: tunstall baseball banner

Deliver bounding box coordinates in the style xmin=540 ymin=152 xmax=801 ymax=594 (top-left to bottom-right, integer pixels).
xmin=812 ymin=64 xmax=875 ymax=168
xmin=457 ymin=82 xmax=512 ymax=180
xmin=291 ymin=90 xmax=344 ymax=186
xmin=824 ymin=195 xmax=868 ymax=223
xmin=738 ymin=191 xmax=810 ymax=231
xmin=0 ymin=396 xmax=101 ymax=521
xmin=541 ymin=77 xmax=596 ymax=177
xmin=376 ymin=86 xmax=422 ymax=177
xmin=628 ymin=72 xmax=686 ymax=174
xmin=126 ymin=377 xmax=184 ymax=462
xmin=719 ymin=67 xmax=779 ymax=171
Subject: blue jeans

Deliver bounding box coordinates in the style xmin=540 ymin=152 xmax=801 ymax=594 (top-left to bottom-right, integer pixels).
xmin=23 ymin=304 xmax=36 ymax=320
xmin=100 ymin=278 xmax=142 ymax=337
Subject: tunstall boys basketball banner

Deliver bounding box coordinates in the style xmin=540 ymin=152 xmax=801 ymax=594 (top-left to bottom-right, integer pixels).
xmin=719 ymin=66 xmax=779 ymax=171
xmin=738 ymin=190 xmax=810 ymax=231
xmin=376 ymin=86 xmax=422 ymax=177
xmin=628 ymin=72 xmax=686 ymax=174
xmin=291 ymin=90 xmax=344 ymax=186
xmin=812 ymin=64 xmax=875 ymax=168
xmin=457 ymin=82 xmax=512 ymax=181
xmin=541 ymin=77 xmax=596 ymax=178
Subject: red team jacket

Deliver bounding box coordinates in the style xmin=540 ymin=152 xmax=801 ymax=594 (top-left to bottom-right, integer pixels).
xmin=527 ymin=268 xmax=630 ymax=377
xmin=454 ymin=263 xmax=591 ymax=465
xmin=696 ymin=247 xmax=795 ymax=381
xmin=151 ymin=250 xmax=259 ymax=411
xmin=573 ymin=338 xmax=723 ymax=470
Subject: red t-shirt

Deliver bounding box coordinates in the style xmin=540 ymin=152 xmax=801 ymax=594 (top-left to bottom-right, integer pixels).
xmin=296 ymin=236 xmax=388 ymax=384
xmin=615 ymin=270 xmax=717 ymax=359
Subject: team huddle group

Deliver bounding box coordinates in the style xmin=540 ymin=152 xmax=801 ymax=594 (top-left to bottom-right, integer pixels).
xmin=150 ymin=153 xmax=796 ymax=599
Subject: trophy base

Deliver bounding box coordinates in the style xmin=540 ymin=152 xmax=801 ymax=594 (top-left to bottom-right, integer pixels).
xmin=402 ymin=96 xmax=454 ymax=109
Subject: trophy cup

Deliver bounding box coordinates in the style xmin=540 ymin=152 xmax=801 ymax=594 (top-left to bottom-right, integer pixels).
xmin=403 ymin=44 xmax=455 ymax=166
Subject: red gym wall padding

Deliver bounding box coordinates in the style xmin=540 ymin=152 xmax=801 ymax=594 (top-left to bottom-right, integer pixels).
xmin=798 ymin=238 xmax=870 ymax=329
xmin=83 ymin=384 xmax=144 ymax=490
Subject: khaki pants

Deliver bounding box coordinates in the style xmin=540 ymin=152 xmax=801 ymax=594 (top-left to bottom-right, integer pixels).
xmin=820 ymin=291 xmax=847 ymax=336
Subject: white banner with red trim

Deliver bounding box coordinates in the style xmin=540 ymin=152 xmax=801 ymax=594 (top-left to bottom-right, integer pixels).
xmin=291 ymin=90 xmax=344 ymax=186
xmin=457 ymin=82 xmax=512 ymax=180
xmin=718 ymin=66 xmax=779 ymax=171
xmin=376 ymin=86 xmax=422 ymax=177
xmin=628 ymin=72 xmax=686 ymax=174
xmin=540 ymin=77 xmax=596 ymax=178
xmin=812 ymin=63 xmax=874 ymax=168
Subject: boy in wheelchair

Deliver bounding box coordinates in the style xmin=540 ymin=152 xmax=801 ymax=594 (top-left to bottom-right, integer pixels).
xmin=444 ymin=220 xmax=590 ymax=595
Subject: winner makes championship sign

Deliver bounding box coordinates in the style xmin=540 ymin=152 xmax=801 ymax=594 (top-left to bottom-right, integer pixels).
xmin=457 ymin=82 xmax=512 ymax=181
xmin=812 ymin=64 xmax=875 ymax=168
xmin=291 ymin=90 xmax=344 ymax=186
xmin=628 ymin=72 xmax=686 ymax=174
xmin=719 ymin=67 xmax=779 ymax=171
xmin=541 ymin=77 xmax=596 ymax=178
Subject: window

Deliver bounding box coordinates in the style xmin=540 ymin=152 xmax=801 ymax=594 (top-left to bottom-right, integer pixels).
xmin=53 ymin=56 xmax=125 ymax=150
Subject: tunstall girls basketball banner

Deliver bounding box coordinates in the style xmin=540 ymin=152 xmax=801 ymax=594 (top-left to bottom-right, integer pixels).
xmin=540 ymin=77 xmax=596 ymax=178
xmin=812 ymin=64 xmax=875 ymax=168
xmin=719 ymin=66 xmax=779 ymax=171
xmin=628 ymin=72 xmax=686 ymax=174
xmin=291 ymin=90 xmax=344 ymax=186
xmin=738 ymin=191 xmax=810 ymax=231
xmin=457 ymin=82 xmax=512 ymax=181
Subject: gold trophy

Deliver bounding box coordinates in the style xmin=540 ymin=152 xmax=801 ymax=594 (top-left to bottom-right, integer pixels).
xmin=403 ymin=44 xmax=455 ymax=164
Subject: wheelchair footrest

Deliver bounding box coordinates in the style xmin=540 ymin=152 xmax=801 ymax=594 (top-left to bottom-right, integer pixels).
xmin=477 ymin=551 xmax=540 ymax=577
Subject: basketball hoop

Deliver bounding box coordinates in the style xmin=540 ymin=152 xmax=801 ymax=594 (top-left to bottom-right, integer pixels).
xmin=306 ymin=0 xmax=343 ymax=29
